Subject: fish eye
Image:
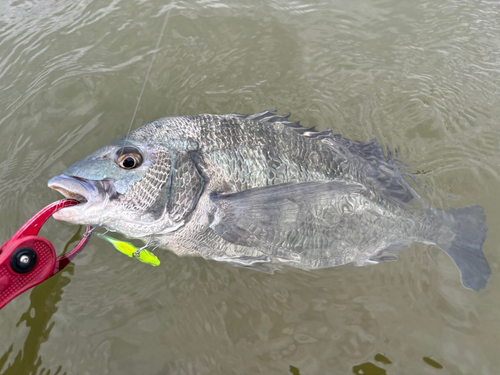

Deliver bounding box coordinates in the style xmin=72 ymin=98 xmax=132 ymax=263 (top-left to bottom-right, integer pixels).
xmin=116 ymin=147 xmax=143 ymax=169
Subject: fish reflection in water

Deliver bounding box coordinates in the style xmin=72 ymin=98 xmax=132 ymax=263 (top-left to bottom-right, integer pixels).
xmin=48 ymin=111 xmax=490 ymax=290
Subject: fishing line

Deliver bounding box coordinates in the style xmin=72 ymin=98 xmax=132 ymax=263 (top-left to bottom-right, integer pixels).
xmin=121 ymin=5 xmax=172 ymax=153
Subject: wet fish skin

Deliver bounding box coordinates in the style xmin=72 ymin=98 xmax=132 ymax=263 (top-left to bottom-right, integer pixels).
xmin=48 ymin=111 xmax=490 ymax=290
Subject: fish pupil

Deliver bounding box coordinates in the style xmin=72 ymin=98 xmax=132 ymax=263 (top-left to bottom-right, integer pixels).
xmin=116 ymin=149 xmax=142 ymax=169
xmin=123 ymin=157 xmax=135 ymax=168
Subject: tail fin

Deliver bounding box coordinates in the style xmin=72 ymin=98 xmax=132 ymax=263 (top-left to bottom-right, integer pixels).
xmin=436 ymin=205 xmax=490 ymax=291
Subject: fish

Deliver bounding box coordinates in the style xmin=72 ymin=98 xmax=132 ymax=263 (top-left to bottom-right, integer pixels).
xmin=96 ymin=233 xmax=160 ymax=266
xmin=48 ymin=111 xmax=490 ymax=290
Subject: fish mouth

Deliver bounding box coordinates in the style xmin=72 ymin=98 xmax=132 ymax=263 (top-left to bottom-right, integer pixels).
xmin=48 ymin=174 xmax=114 ymax=224
xmin=48 ymin=175 xmax=94 ymax=203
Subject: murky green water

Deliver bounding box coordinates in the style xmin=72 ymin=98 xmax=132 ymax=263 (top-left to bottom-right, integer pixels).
xmin=1 ymin=0 xmax=500 ymax=374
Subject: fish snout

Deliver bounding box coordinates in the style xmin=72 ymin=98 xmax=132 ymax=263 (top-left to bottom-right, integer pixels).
xmin=48 ymin=174 xmax=116 ymax=223
xmin=48 ymin=174 xmax=95 ymax=203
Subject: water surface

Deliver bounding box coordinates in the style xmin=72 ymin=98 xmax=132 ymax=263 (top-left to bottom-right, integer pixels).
xmin=1 ymin=0 xmax=500 ymax=374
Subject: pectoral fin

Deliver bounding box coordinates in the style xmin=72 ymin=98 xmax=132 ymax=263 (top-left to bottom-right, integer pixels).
xmin=210 ymin=180 xmax=365 ymax=251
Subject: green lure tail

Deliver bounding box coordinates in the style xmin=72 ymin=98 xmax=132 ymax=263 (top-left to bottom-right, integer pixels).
xmin=96 ymin=233 xmax=160 ymax=266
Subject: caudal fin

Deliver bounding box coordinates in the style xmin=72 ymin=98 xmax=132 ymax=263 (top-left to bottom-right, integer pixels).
xmin=436 ymin=205 xmax=490 ymax=291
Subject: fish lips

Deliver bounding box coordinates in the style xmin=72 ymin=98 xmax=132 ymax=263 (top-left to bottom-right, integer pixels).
xmin=48 ymin=174 xmax=116 ymax=224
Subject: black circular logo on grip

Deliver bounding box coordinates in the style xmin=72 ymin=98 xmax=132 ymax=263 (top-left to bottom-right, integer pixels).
xmin=10 ymin=247 xmax=38 ymax=274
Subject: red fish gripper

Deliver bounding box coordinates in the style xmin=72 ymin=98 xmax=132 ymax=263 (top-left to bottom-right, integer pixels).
xmin=0 ymin=199 xmax=92 ymax=310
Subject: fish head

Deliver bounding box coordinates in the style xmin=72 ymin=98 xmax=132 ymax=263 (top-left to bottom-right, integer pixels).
xmin=48 ymin=133 xmax=180 ymax=238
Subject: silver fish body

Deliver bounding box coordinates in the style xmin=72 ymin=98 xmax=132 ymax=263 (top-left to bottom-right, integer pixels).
xmin=48 ymin=111 xmax=490 ymax=290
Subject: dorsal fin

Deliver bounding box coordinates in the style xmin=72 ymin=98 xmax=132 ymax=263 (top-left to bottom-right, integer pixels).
xmin=319 ymin=134 xmax=424 ymax=207
xmin=231 ymin=110 xmax=306 ymax=133
xmin=231 ymin=110 xmax=424 ymax=208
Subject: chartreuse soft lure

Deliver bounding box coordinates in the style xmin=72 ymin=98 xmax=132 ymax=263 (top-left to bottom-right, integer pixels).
xmin=96 ymin=233 xmax=160 ymax=266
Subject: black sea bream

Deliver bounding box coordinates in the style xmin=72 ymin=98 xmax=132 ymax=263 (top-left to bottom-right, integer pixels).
xmin=48 ymin=111 xmax=490 ymax=290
